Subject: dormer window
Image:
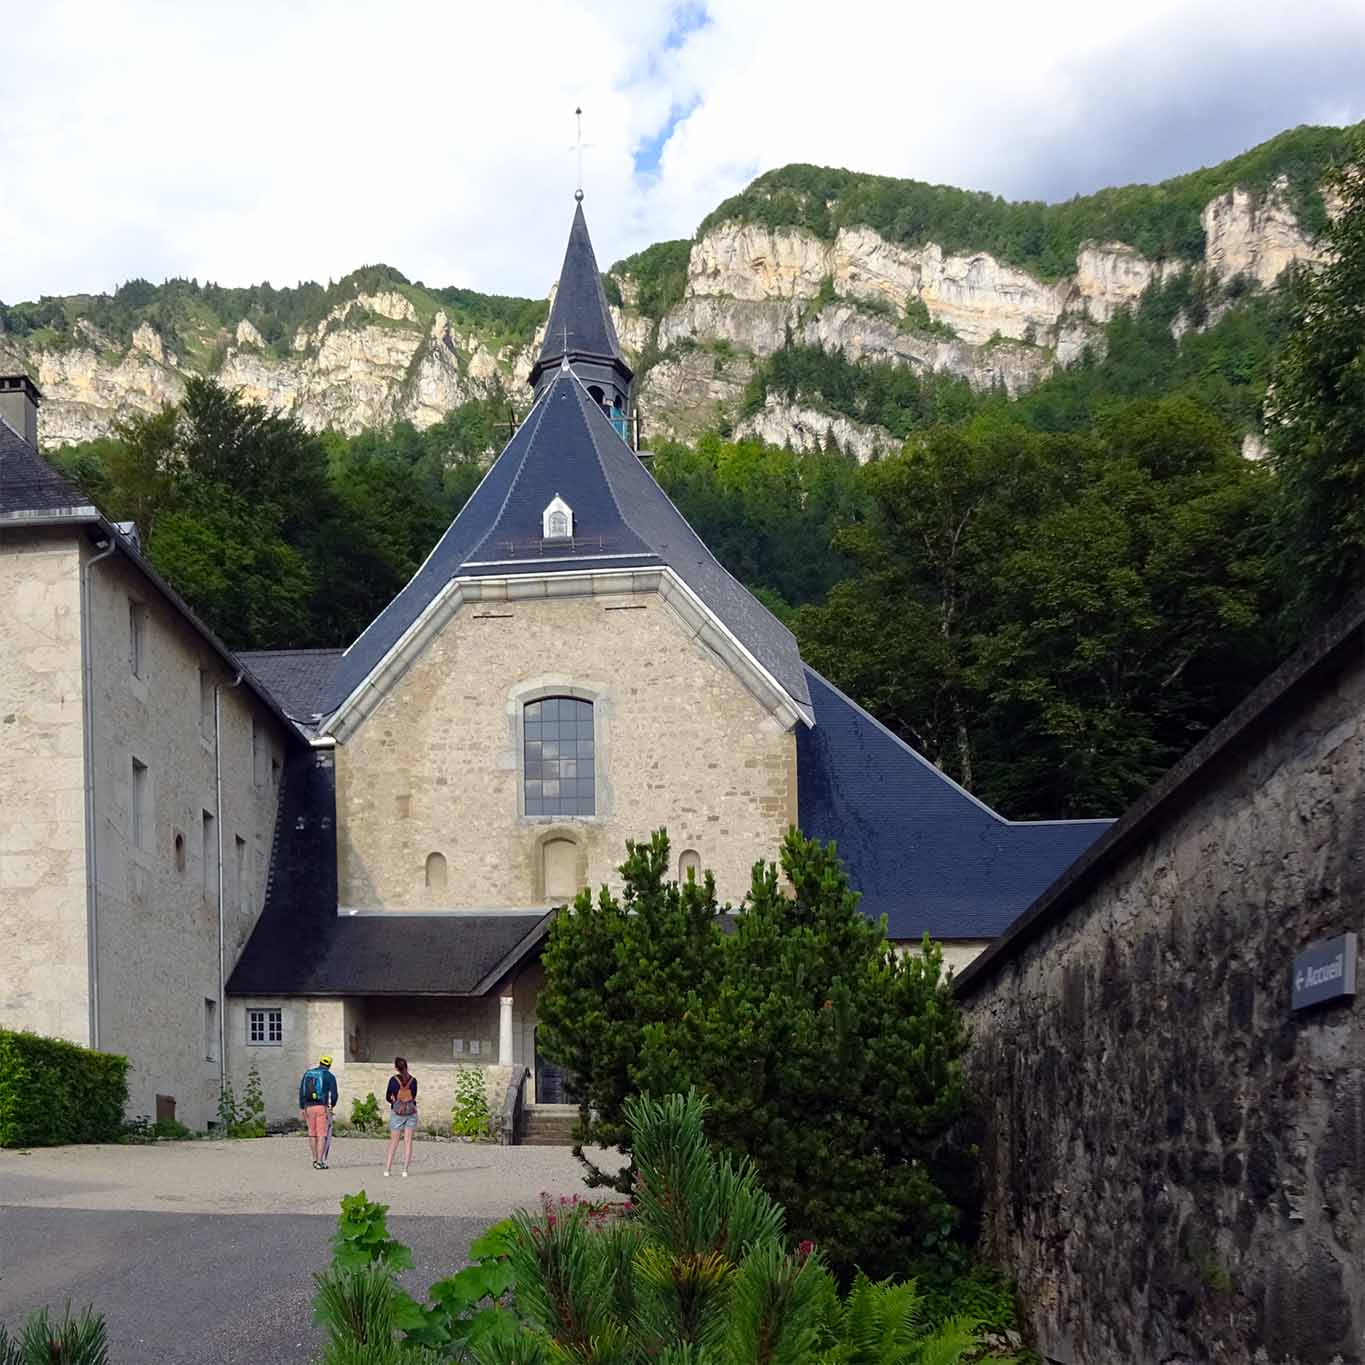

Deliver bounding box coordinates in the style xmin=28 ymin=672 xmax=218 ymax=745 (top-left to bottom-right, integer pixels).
xmin=543 ymin=494 xmax=573 ymax=540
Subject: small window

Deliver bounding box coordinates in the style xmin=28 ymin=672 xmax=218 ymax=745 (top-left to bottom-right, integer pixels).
xmin=205 ymin=998 xmax=218 ymax=1062
xmin=425 ymin=851 xmax=448 ymax=892
xmin=235 ymin=836 xmax=248 ymax=914
xmin=128 ymin=600 xmax=146 ymax=678
xmin=248 ymin=1008 xmax=283 ymax=1045
xmin=542 ymin=494 xmax=573 ymax=540
xmin=202 ymin=810 xmax=217 ymax=896
xmin=199 ymin=668 xmax=213 ymax=734
xmin=271 ymin=754 xmax=281 ymax=790
xmin=524 ymin=696 xmax=594 ymax=816
xmin=174 ymin=831 xmax=186 ymax=874
xmin=130 ymin=758 xmax=149 ymax=850
xmin=251 ymin=721 xmax=266 ymax=789
xmin=679 ymin=849 xmax=701 ymax=882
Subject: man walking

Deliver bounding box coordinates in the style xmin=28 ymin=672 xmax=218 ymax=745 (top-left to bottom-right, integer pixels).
xmin=299 ymin=1053 xmax=338 ymax=1169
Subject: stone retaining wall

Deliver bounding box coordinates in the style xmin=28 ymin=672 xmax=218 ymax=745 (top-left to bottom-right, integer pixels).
xmin=958 ymin=620 xmax=1365 ymax=1364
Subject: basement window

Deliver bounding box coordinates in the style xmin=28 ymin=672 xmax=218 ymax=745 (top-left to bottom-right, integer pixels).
xmin=248 ymin=1008 xmax=283 ymax=1045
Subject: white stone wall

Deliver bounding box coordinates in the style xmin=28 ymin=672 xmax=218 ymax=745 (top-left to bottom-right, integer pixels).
xmin=334 ymin=588 xmax=797 ymax=914
xmin=228 ymin=992 xmax=529 ymax=1126
xmin=0 ymin=530 xmax=90 ymax=1044
xmin=85 ymin=549 xmax=288 ymax=1128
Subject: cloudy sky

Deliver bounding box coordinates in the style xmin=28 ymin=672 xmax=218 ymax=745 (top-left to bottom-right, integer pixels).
xmin=3 ymin=0 xmax=1363 ymax=305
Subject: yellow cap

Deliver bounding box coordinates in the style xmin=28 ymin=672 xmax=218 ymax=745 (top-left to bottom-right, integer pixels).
xmin=318 ymin=1054 xmax=333 ymax=1066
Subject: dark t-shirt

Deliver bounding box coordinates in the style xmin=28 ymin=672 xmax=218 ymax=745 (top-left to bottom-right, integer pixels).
xmin=386 ymin=1073 xmax=418 ymax=1107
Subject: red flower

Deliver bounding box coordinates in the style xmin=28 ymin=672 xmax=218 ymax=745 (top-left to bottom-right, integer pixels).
xmin=797 ymin=1240 xmax=815 ymax=1260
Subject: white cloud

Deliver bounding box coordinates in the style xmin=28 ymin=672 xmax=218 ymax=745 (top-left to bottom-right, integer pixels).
xmin=2 ymin=0 xmax=1362 ymax=304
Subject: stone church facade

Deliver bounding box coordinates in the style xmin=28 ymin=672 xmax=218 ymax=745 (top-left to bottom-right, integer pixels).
xmin=1 ymin=206 xmax=1108 ymax=1131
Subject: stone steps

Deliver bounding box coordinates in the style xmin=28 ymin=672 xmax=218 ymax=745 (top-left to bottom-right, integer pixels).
xmin=520 ymin=1104 xmax=578 ymax=1146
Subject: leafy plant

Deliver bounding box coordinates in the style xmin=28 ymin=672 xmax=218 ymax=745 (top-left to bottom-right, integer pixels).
xmin=451 ymin=1068 xmax=490 ymax=1139
xmin=217 ymin=1065 xmax=266 ymax=1138
xmin=330 ymin=1191 xmax=414 ymax=1272
xmin=350 ymin=1092 xmax=382 ymax=1134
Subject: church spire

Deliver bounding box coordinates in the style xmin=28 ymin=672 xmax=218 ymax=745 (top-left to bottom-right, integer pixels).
xmin=529 ymin=199 xmax=633 ymax=409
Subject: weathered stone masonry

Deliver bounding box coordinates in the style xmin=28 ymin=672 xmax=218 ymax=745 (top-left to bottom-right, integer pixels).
xmin=958 ymin=612 xmax=1365 ymax=1365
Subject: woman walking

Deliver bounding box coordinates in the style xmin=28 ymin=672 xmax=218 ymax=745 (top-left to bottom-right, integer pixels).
xmin=383 ymin=1056 xmax=418 ymax=1178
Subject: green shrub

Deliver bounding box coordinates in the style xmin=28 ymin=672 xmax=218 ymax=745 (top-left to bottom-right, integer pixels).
xmin=350 ymin=1092 xmax=382 ymax=1133
xmin=314 ymin=1093 xmax=1017 ymax=1362
xmin=0 ymin=1303 xmax=108 ymax=1365
xmin=451 ymin=1068 xmax=489 ymax=1139
xmin=216 ymin=1064 xmax=267 ymax=1138
xmin=0 ymin=1031 xmax=128 ymax=1148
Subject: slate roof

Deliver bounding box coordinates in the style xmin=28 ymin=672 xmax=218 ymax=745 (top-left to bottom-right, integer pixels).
xmin=0 ymin=418 xmax=99 ymax=518
xmin=322 ymin=366 xmax=811 ymax=717
xmin=797 ymin=667 xmax=1111 ymax=940
xmin=226 ymin=747 xmax=552 ymax=995
xmin=239 ymin=649 xmax=344 ymax=728
xmin=531 ymin=202 xmax=627 ymax=381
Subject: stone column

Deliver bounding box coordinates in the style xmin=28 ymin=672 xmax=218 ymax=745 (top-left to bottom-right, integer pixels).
xmin=499 ymin=995 xmax=515 ymax=1067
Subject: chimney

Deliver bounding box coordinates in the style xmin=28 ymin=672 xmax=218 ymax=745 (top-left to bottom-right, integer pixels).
xmin=0 ymin=374 xmax=42 ymax=447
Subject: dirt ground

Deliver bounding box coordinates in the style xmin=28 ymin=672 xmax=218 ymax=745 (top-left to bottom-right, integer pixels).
xmin=0 ymin=1132 xmax=622 ymax=1218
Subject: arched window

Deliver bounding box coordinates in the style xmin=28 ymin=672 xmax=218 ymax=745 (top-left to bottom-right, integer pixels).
xmin=425 ymin=851 xmax=447 ymax=892
xmin=525 ymin=696 xmax=594 ymax=816
xmin=548 ymin=509 xmax=568 ymax=538
xmin=679 ymin=849 xmax=701 ymax=881
xmin=543 ymin=838 xmax=578 ymax=902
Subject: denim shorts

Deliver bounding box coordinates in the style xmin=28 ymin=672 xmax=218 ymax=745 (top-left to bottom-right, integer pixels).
xmin=389 ymin=1110 xmax=418 ymax=1132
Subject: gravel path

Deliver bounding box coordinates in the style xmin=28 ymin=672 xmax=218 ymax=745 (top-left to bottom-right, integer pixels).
xmin=0 ymin=1136 xmax=627 ymax=1362
xmin=0 ymin=1134 xmax=624 ymax=1218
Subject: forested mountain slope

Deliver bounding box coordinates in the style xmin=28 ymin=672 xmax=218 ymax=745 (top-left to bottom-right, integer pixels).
xmin=2 ymin=124 xmax=1354 ymax=450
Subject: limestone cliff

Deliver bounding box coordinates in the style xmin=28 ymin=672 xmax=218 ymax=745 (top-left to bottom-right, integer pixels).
xmin=0 ymin=148 xmax=1334 ymax=452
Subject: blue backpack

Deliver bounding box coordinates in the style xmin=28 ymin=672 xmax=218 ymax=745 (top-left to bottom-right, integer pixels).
xmin=303 ymin=1067 xmax=328 ymax=1103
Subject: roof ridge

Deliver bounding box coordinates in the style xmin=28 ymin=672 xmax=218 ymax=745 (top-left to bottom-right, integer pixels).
xmin=464 ymin=372 xmax=560 ymax=564
xmin=566 ymin=371 xmax=650 ymax=548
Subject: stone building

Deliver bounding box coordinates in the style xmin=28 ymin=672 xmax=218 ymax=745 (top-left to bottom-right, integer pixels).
xmin=1 ymin=202 xmax=1107 ymax=1132
xmin=0 ymin=374 xmax=295 ymax=1127
xmin=957 ymin=603 xmax=1365 ymax=1363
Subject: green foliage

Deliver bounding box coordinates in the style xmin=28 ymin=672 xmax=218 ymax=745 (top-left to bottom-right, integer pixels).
xmin=904 ymin=297 xmax=957 ymax=339
xmin=0 ymin=1305 xmax=108 ymax=1365
xmin=651 ymin=433 xmax=868 ymax=607
xmin=452 ymin=1068 xmax=491 ymax=1139
xmin=698 ymin=125 xmax=1358 ymax=281
xmin=350 ymin=1093 xmax=383 ymax=1133
xmin=609 ymin=239 xmax=694 ymax=318
xmin=216 ymin=1065 xmax=266 ymax=1138
xmin=0 ymin=1031 xmax=128 ymax=1148
xmin=41 ymin=380 xmax=504 ymax=649
xmin=313 ymin=1093 xmax=1013 ymax=1362
xmin=744 ymin=345 xmax=979 ymax=441
xmin=792 ymin=402 xmax=1276 ymax=816
xmin=537 ymin=831 xmax=971 ymax=1280
xmin=1 ymin=263 xmax=544 ymax=359
xmin=330 ymin=1191 xmax=415 ymax=1272
xmin=1268 ymin=133 xmax=1365 ymax=628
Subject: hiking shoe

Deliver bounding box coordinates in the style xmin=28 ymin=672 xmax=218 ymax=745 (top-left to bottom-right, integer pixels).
xmin=317 ymin=1161 xmax=328 ymax=1170
xmin=312 ymin=1160 xmax=321 ymax=1169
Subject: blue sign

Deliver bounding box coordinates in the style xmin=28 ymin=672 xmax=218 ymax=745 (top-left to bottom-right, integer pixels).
xmin=1292 ymin=933 xmax=1358 ymax=1012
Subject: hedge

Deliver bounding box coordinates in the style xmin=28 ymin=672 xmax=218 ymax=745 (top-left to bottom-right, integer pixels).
xmin=0 ymin=1030 xmax=128 ymax=1147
